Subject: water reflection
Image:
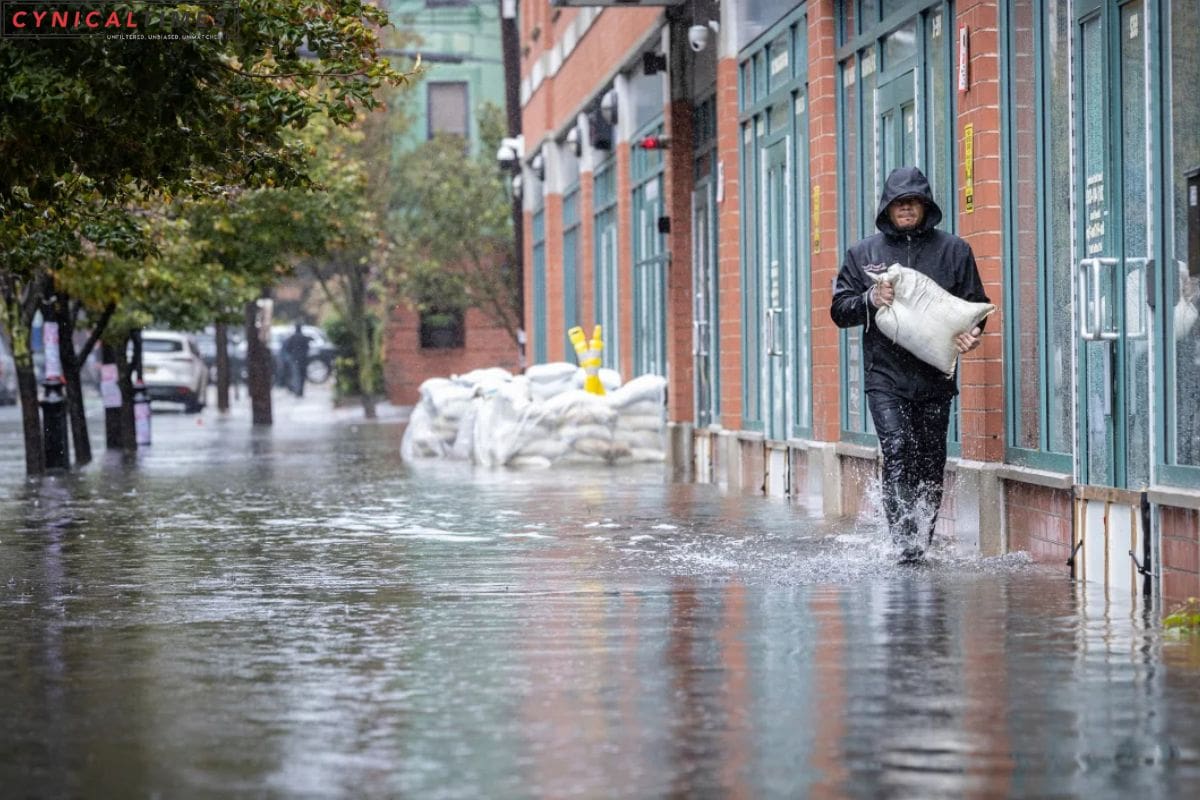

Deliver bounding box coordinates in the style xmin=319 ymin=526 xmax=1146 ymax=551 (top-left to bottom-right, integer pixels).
xmin=0 ymin=410 xmax=1198 ymax=797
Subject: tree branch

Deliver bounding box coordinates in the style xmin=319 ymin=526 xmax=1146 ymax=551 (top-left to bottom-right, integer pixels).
xmin=77 ymin=302 xmax=115 ymax=364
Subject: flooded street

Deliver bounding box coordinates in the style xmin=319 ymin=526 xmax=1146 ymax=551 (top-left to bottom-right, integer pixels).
xmin=2 ymin=392 xmax=1199 ymax=798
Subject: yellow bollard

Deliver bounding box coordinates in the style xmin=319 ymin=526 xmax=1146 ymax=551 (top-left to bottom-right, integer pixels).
xmin=568 ymin=324 xmax=606 ymax=395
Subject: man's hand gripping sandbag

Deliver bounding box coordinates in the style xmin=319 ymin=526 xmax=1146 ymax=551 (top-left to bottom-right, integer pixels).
xmin=870 ymin=263 xmax=995 ymax=377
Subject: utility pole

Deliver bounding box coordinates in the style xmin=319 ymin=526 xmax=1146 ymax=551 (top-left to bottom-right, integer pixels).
xmin=499 ymin=0 xmax=524 ymax=323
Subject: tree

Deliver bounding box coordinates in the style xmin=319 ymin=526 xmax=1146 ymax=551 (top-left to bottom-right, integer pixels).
xmin=0 ymin=1 xmax=412 ymax=472
xmin=385 ymin=102 xmax=521 ymax=346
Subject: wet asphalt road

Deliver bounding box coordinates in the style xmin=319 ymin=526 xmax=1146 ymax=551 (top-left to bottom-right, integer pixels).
xmin=1 ymin=388 xmax=1199 ymax=798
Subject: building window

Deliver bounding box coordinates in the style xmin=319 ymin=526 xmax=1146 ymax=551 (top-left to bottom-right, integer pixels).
xmin=419 ymin=309 xmax=465 ymax=349
xmin=593 ymin=162 xmax=619 ymax=372
xmin=428 ymin=82 xmax=469 ymax=139
xmin=1001 ymin=0 xmax=1072 ymax=470
xmin=837 ymin=0 xmax=954 ymax=447
xmin=1166 ymin=0 xmax=1200 ymax=477
xmin=531 ymin=209 xmax=547 ymax=364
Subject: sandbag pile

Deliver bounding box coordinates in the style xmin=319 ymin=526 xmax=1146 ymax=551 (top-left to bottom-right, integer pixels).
xmin=402 ymin=363 xmax=668 ymax=469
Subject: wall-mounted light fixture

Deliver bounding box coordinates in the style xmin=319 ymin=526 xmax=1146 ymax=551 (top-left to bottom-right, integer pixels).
xmin=530 ymin=151 xmax=545 ymax=181
xmin=565 ymin=126 xmax=582 ymax=158
xmin=599 ymin=87 xmax=618 ymax=127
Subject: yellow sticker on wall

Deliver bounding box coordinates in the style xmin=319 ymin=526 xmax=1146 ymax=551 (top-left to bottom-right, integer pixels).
xmin=964 ymin=123 xmax=975 ymax=214
xmin=811 ymin=184 xmax=821 ymax=254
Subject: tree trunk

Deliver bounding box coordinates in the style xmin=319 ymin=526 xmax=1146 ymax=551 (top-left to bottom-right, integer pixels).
xmin=15 ymin=358 xmax=44 ymax=476
xmin=113 ymin=331 xmax=137 ymax=453
xmin=348 ymin=266 xmax=377 ymax=419
xmin=55 ymin=297 xmax=93 ymax=466
xmin=3 ymin=279 xmax=46 ymax=476
xmin=245 ymin=295 xmax=272 ymax=426
xmin=215 ymin=322 xmax=230 ymax=412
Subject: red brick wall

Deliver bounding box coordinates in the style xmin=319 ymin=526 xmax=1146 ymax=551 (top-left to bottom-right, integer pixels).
xmin=521 ymin=7 xmax=663 ymax=147
xmin=1004 ymin=482 xmax=1072 ymax=564
xmin=955 ymin=2 xmax=1005 ymax=463
xmin=808 ymin=0 xmax=841 ymax=443
xmin=715 ymin=55 xmax=742 ymax=429
xmin=383 ymin=303 xmax=522 ymax=406
xmin=544 ymin=193 xmax=565 ymax=362
xmin=1160 ymin=506 xmax=1200 ymax=603
xmin=578 ymin=171 xmax=596 ymax=342
xmin=665 ymin=98 xmax=695 ymax=423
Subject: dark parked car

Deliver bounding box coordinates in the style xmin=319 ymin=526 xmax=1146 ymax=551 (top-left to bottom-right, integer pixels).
xmin=0 ymin=334 xmax=17 ymax=405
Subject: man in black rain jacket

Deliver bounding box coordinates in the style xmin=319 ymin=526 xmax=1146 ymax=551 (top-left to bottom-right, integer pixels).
xmin=831 ymin=166 xmax=990 ymax=562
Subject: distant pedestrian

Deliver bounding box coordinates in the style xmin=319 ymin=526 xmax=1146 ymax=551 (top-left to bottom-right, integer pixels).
xmin=282 ymin=323 xmax=310 ymax=398
xmin=830 ymin=166 xmax=990 ymax=563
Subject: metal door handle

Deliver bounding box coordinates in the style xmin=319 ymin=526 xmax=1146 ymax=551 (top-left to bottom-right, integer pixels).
xmin=1079 ymin=257 xmax=1121 ymax=341
xmin=1079 ymin=258 xmax=1097 ymax=340
xmin=1090 ymin=258 xmax=1121 ymax=341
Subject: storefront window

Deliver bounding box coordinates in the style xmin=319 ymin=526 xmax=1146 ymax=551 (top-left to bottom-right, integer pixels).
xmin=1002 ymin=0 xmax=1072 ymax=466
xmin=1169 ymin=0 xmax=1200 ymax=470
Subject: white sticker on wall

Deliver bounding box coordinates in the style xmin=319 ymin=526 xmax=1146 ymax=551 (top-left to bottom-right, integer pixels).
xmin=932 ymin=13 xmax=942 ymax=38
xmin=1130 ymin=13 xmax=1139 ymax=38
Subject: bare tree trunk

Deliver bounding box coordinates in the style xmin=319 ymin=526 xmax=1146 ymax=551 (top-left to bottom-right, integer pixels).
xmin=215 ymin=322 xmax=230 ymax=412
xmin=53 ymin=296 xmax=93 ymax=466
xmin=348 ymin=265 xmax=377 ymax=419
xmin=245 ymin=293 xmax=272 ymax=426
xmin=2 ymin=272 xmax=50 ymax=476
xmin=14 ymin=357 xmax=44 ymax=475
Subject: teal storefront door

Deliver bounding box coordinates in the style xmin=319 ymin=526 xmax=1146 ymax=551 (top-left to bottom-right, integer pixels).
xmin=1071 ymin=0 xmax=1162 ymax=599
xmin=1075 ymin=0 xmax=1156 ymax=490
xmin=762 ymin=137 xmax=791 ymax=441
xmin=692 ymin=177 xmax=718 ymax=428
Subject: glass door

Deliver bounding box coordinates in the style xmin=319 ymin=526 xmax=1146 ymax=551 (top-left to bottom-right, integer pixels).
xmin=878 ymin=68 xmax=917 ymax=177
xmin=762 ymin=137 xmax=791 ymax=441
xmin=692 ymin=177 xmax=718 ymax=428
xmin=1075 ymin=0 xmax=1155 ymax=489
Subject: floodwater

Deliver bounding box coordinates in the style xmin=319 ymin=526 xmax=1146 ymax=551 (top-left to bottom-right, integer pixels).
xmin=2 ymin=391 xmax=1199 ymax=799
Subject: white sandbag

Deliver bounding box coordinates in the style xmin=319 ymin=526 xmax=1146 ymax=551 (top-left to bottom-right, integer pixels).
xmin=513 ymin=437 xmax=569 ymax=460
xmin=453 ymin=367 xmax=513 ymax=390
xmin=628 ymin=448 xmax=666 ymax=462
xmin=616 ymin=413 xmax=666 ymax=433
xmin=613 ymin=429 xmax=664 ymax=450
xmin=569 ymin=437 xmax=617 ymax=458
xmin=450 ymin=398 xmax=482 ymax=460
xmin=509 ymin=455 xmax=553 ymax=469
xmin=618 ymin=400 xmax=663 ymax=417
xmin=526 ymin=362 xmax=580 ymax=401
xmin=870 ymin=263 xmax=996 ymax=377
xmin=609 ymin=374 xmax=667 ymax=408
xmin=542 ymin=390 xmax=619 ymax=427
xmin=559 ymin=423 xmax=614 ymax=444
xmin=421 ymin=379 xmax=476 ymax=418
xmin=401 ymin=404 xmax=451 ymax=460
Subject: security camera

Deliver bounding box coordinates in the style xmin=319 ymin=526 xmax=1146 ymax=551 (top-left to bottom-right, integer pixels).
xmin=688 ymin=24 xmax=709 ymax=53
xmin=495 ymin=136 xmax=523 ymax=172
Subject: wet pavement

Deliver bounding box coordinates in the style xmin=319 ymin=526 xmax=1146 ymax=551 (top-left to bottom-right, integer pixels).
xmin=2 ymin=388 xmax=1200 ymax=798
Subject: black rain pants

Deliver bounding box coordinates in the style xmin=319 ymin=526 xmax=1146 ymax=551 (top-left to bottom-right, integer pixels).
xmin=867 ymin=391 xmax=952 ymax=548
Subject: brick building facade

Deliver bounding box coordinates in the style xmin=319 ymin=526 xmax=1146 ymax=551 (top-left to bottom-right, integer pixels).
xmin=514 ymin=0 xmax=1200 ymax=604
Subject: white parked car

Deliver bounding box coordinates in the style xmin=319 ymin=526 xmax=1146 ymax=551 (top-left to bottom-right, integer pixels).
xmin=139 ymin=331 xmax=208 ymax=413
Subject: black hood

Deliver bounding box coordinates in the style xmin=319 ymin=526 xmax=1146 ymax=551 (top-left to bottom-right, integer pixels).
xmin=874 ymin=166 xmax=943 ymax=235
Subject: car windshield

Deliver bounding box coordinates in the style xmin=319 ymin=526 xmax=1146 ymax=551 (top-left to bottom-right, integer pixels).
xmin=143 ymin=339 xmax=183 ymax=353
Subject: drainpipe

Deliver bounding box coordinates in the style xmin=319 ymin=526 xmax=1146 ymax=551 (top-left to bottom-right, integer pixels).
xmin=500 ymin=0 xmax=524 ymax=325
